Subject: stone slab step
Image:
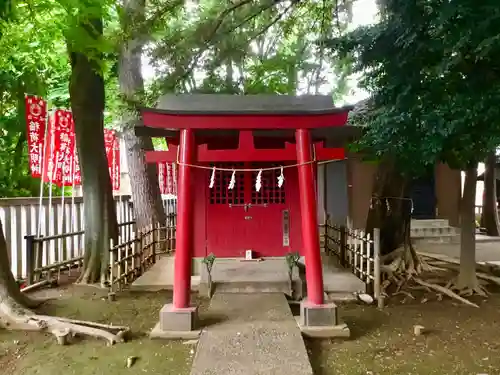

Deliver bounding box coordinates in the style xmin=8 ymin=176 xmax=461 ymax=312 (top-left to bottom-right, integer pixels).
xmin=213 ymin=281 xmax=291 ymax=294
xmin=412 ymin=235 xmax=460 ymax=245
xmin=411 ymin=226 xmax=459 ymax=238
xmin=411 ymin=219 xmax=450 ymax=229
xmin=411 ymin=229 xmax=459 ymax=238
xmin=190 ymin=292 xmax=313 ymax=375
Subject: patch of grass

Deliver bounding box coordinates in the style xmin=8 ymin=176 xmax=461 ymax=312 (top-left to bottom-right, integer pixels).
xmin=306 ymin=294 xmax=500 ymax=375
xmin=0 ymin=286 xmax=208 ymax=375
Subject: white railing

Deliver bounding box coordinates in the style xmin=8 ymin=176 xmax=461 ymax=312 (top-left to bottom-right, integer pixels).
xmin=1 ymin=195 xmax=178 ymax=281
xmin=0 ymin=195 xmax=135 ymax=280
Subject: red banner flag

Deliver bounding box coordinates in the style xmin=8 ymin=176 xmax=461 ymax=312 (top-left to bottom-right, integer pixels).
xmin=73 ymin=153 xmax=81 ymax=186
xmin=157 ymin=162 xmax=177 ymax=195
xmin=43 ymin=110 xmax=81 ymax=187
xmin=42 ymin=114 xmax=58 ymax=185
xmin=104 ymin=129 xmax=120 ymax=191
xmin=171 ymin=162 xmax=177 ymax=195
xmin=47 ymin=110 xmax=75 ymax=187
xmin=25 ymin=95 xmax=47 ymax=178
xmin=158 ymin=162 xmax=166 ymax=195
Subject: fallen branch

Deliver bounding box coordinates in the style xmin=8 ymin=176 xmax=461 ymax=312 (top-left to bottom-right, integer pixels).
xmin=48 ymin=316 xmax=129 ymax=331
xmin=0 ymin=302 xmax=129 ymax=346
xmin=413 ymin=277 xmax=479 ymax=308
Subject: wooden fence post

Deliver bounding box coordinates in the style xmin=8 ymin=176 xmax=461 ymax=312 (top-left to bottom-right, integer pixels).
xmin=109 ymin=239 xmax=115 ymax=292
xmin=139 ymin=229 xmax=145 ymax=275
xmin=339 ymin=225 xmax=347 ymax=267
xmin=24 ymin=235 xmax=35 ymax=285
xmin=373 ymin=227 xmax=383 ymax=308
xmin=152 ymin=223 xmax=158 ymax=264
xmin=35 ymin=236 xmax=43 ymax=281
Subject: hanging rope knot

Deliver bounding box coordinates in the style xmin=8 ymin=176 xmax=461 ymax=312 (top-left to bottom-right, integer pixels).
xmin=228 ymin=170 xmax=236 ymax=190
xmin=255 ymin=169 xmax=263 ymax=192
xmin=209 ymin=166 xmax=216 ymax=188
xmin=277 ymin=166 xmax=285 ymax=187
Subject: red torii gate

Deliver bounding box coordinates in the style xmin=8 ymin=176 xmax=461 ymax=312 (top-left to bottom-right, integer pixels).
xmin=136 ymin=94 xmax=357 ymax=335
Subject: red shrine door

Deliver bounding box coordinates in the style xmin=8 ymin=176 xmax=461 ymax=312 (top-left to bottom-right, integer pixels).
xmin=206 ymin=163 xmax=288 ymax=257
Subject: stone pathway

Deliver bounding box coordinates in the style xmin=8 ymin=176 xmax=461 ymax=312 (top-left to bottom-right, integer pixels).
xmin=190 ymin=292 xmax=313 ymax=375
xmin=418 ymin=241 xmax=500 ymax=262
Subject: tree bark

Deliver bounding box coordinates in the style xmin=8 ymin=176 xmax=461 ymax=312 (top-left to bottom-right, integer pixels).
xmin=69 ymin=16 xmax=119 ymax=285
xmin=0 ymin=220 xmax=39 ymax=312
xmin=365 ymin=160 xmax=411 ymax=255
xmin=455 ymin=164 xmax=480 ymax=291
xmin=119 ymin=0 xmax=166 ymax=230
xmin=480 ymin=152 xmax=500 ymax=236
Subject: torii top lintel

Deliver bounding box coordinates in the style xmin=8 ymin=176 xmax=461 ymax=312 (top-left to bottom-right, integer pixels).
xmin=140 ymin=94 xmax=353 ymax=130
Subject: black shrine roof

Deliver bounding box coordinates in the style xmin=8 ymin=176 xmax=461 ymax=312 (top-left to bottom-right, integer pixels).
xmin=136 ymin=94 xmax=362 ymax=147
xmin=148 ymin=94 xmax=352 ymax=115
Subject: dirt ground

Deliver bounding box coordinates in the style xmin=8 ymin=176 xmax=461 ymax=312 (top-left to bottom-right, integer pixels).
xmin=0 ymin=284 xmax=209 ymax=375
xmin=3 ymin=283 xmax=500 ymax=375
xmin=307 ymin=293 xmax=500 ymax=375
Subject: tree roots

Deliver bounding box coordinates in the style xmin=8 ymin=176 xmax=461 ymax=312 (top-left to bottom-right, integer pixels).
xmin=379 ymin=246 xmax=493 ymax=308
xmin=0 ymin=300 xmax=129 ymax=346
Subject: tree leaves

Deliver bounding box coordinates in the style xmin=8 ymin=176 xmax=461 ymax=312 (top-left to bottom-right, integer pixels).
xmin=327 ymin=0 xmax=500 ymax=176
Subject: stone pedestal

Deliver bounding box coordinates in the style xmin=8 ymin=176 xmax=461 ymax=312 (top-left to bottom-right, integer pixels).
xmin=150 ymin=303 xmax=201 ymax=340
xmin=298 ymin=299 xmax=350 ymax=339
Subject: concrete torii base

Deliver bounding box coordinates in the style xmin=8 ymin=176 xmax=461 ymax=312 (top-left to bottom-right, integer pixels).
xmin=297 ymin=299 xmax=351 ymax=339
xmin=150 ymin=304 xmax=202 ymax=340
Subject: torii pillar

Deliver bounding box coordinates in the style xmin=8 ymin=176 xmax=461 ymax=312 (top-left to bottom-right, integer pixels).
xmin=296 ymin=129 xmax=344 ymax=333
xmin=153 ymin=129 xmax=200 ymax=339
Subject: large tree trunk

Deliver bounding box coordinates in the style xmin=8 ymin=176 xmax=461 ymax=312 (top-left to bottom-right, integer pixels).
xmin=480 ymin=152 xmax=500 ymax=236
xmin=69 ymin=16 xmax=119 ymax=285
xmin=365 ymin=159 xmax=424 ymax=275
xmin=119 ymin=0 xmax=166 ymax=230
xmin=365 ymin=160 xmax=411 ymax=255
xmin=0 ymin=221 xmax=39 ymax=312
xmin=454 ymin=164 xmax=482 ymax=293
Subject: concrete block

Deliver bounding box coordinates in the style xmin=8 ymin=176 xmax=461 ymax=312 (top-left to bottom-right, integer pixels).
xmin=300 ymin=300 xmax=337 ymax=327
xmin=296 ymin=317 xmax=351 ymax=339
xmin=159 ymin=303 xmax=198 ymax=332
xmin=150 ymin=322 xmax=201 ymax=340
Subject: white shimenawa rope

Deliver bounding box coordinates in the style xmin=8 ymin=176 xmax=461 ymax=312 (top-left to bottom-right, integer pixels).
xmin=175 ymin=146 xmax=346 ymax=172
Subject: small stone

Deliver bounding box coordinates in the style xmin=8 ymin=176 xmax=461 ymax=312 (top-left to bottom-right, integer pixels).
xmin=13 ymin=340 xmax=19 ymax=345
xmin=126 ymin=356 xmax=137 ymax=368
xmin=413 ymin=325 xmax=425 ymax=336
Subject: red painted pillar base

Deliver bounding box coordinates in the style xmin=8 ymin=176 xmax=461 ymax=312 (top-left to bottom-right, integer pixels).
xmin=173 ymin=129 xmax=195 ymax=309
xmin=296 ymin=128 xmax=324 ymax=306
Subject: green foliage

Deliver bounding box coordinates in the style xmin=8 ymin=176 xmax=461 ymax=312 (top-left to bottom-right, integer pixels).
xmin=0 ymin=0 xmax=356 ymax=197
xmin=328 ymin=0 xmax=500 ymax=175
xmin=0 ymin=0 xmax=121 ymax=197
xmin=148 ymin=0 xmax=354 ymax=97
xmin=285 ymin=251 xmax=300 ymax=274
xmin=202 ymin=253 xmax=216 ymax=274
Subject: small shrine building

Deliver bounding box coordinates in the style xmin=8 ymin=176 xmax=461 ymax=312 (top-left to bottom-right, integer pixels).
xmin=136 ymin=94 xmax=359 ymax=334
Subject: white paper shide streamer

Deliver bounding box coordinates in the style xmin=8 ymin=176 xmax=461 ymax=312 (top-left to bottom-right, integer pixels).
xmin=277 ymin=166 xmax=284 ymax=188
xmin=209 ymin=166 xmax=216 ymax=188
xmin=255 ymin=169 xmax=263 ymax=192
xmin=228 ymin=170 xmax=236 ymax=190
